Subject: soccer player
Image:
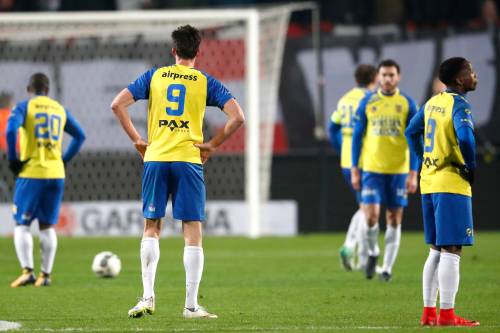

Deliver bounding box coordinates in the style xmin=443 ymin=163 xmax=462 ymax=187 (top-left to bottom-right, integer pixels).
xmin=351 ymin=59 xmax=419 ymax=281
xmin=328 ymin=64 xmax=377 ymax=271
xmin=7 ymin=73 xmax=86 ymax=287
xmin=110 ymin=25 xmax=244 ymax=319
xmin=406 ymin=57 xmax=479 ymax=327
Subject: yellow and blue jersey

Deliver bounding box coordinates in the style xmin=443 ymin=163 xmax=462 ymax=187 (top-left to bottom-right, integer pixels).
xmin=405 ymin=91 xmax=475 ymax=196
xmin=352 ymin=88 xmax=418 ymax=174
xmin=127 ymin=64 xmax=233 ymax=164
xmin=6 ymin=95 xmax=85 ymax=179
xmin=329 ymin=87 xmax=368 ymax=169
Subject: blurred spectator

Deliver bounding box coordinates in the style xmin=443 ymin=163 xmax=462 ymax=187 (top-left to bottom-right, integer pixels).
xmin=405 ymin=0 xmax=481 ymax=28
xmin=0 ymin=0 xmax=59 ymax=11
xmin=482 ymin=0 xmax=499 ymax=26
xmin=0 ymin=92 xmax=14 ymax=153
xmin=59 ymin=0 xmax=117 ymax=11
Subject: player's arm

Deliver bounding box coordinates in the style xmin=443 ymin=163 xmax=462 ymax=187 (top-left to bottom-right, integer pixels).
xmin=196 ymin=74 xmax=245 ymax=163
xmin=452 ymin=102 xmax=476 ymax=184
xmin=405 ymin=97 xmax=420 ymax=194
xmin=404 ymin=105 xmax=425 ymax=159
xmin=5 ymin=101 xmax=28 ymax=176
xmin=62 ymin=110 xmax=86 ymax=164
xmin=195 ymin=98 xmax=245 ymax=163
xmin=111 ymin=69 xmax=155 ymax=158
xmin=328 ymin=109 xmax=342 ymax=153
xmin=350 ymin=97 xmax=368 ymax=191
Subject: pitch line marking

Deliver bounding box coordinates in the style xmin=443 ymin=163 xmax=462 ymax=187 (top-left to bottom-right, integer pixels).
xmin=0 ymin=321 xmax=22 ymax=331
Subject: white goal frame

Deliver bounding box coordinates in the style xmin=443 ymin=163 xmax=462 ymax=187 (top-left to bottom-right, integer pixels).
xmin=0 ymin=2 xmax=321 ymax=238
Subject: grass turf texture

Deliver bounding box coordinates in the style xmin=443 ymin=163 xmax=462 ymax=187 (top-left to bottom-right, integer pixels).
xmin=0 ymin=232 xmax=499 ymax=332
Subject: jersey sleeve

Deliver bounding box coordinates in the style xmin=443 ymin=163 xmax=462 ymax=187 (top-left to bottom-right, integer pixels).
xmin=351 ymin=95 xmax=369 ymax=168
xmin=6 ymin=100 xmax=28 ymax=161
xmin=127 ymin=68 xmax=157 ymax=101
xmin=402 ymin=93 xmax=418 ymax=127
xmin=205 ymin=73 xmax=233 ymax=109
xmin=402 ymin=94 xmax=420 ymax=171
xmin=452 ymin=96 xmax=476 ymax=169
xmin=405 ymin=104 xmax=425 ymax=167
xmin=452 ymin=96 xmax=474 ymax=132
xmin=62 ymin=109 xmax=86 ymax=163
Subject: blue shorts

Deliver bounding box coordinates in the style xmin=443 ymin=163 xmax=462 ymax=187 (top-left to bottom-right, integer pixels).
xmin=13 ymin=178 xmax=65 ymax=225
xmin=422 ymin=193 xmax=474 ymax=246
xmin=142 ymin=161 xmax=205 ymax=221
xmin=341 ymin=168 xmax=362 ymax=203
xmin=361 ymin=172 xmax=407 ymax=208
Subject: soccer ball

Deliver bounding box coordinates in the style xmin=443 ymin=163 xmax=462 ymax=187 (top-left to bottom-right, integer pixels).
xmin=92 ymin=251 xmax=121 ymax=278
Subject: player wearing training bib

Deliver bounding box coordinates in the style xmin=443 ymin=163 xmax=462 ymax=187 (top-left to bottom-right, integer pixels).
xmin=111 ymin=25 xmax=244 ymax=319
xmin=328 ymin=64 xmax=377 ymax=271
xmin=406 ymin=57 xmax=479 ymax=327
xmin=7 ymin=73 xmax=85 ymax=288
xmin=351 ymin=59 xmax=419 ymax=281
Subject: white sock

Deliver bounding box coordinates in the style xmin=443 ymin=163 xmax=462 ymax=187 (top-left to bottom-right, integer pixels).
xmin=439 ymin=252 xmax=460 ymax=309
xmin=422 ymin=248 xmax=440 ymax=307
xmin=141 ymin=237 xmax=160 ymax=299
xmin=365 ymin=223 xmax=380 ymax=257
xmin=184 ymin=246 xmax=204 ymax=310
xmin=14 ymin=225 xmax=34 ymax=270
xmin=39 ymin=228 xmax=58 ymax=274
xmin=344 ymin=209 xmax=362 ymax=249
xmin=356 ymin=211 xmax=369 ymax=268
xmin=382 ymin=224 xmax=401 ymax=274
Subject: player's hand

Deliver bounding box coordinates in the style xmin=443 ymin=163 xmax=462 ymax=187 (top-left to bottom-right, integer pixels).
xmin=351 ymin=167 xmax=361 ymax=191
xmin=406 ymin=170 xmax=418 ymax=194
xmin=452 ymin=162 xmax=475 ymax=185
xmin=194 ymin=142 xmax=216 ymax=164
xmin=8 ymin=159 xmax=29 ymax=177
xmin=133 ymin=138 xmax=148 ymax=159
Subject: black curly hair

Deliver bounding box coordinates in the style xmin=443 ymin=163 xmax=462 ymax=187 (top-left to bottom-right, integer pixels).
xmin=438 ymin=57 xmax=469 ymax=85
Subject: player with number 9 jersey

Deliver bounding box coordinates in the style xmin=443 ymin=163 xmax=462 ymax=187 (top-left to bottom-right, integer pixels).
xmin=128 ymin=64 xmax=232 ymax=164
xmin=406 ymin=58 xmax=479 ymax=327
xmin=112 ymin=25 xmax=245 ymax=319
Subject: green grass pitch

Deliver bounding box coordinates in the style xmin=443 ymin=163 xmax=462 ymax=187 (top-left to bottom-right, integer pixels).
xmin=0 ymin=232 xmax=499 ymax=332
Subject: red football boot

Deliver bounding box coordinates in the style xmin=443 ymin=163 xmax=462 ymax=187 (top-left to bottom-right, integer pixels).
xmin=438 ymin=308 xmax=480 ymax=327
xmin=420 ymin=307 xmax=437 ymax=326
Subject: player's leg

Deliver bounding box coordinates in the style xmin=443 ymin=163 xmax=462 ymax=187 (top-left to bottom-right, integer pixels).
xmin=360 ymin=172 xmax=382 ymax=279
xmin=171 ymin=162 xmax=216 ymax=319
xmin=339 ymin=168 xmax=361 ymax=270
xmin=420 ymin=194 xmax=439 ymax=326
xmin=140 ymin=218 xmax=162 ymax=306
xmin=356 ymin=205 xmax=369 ymax=270
xmin=380 ymin=207 xmax=403 ymax=281
xmin=434 ymin=194 xmax=478 ymax=327
xmin=363 ymin=203 xmax=380 ymax=279
xmin=380 ymin=173 xmax=408 ymax=281
xmin=339 ymin=209 xmax=361 ymax=271
xmin=129 ymin=218 xmax=161 ymax=318
xmin=35 ymin=179 xmax=64 ymax=287
xmin=10 ymin=178 xmax=38 ymax=287
xmin=128 ymin=162 xmax=167 ymax=318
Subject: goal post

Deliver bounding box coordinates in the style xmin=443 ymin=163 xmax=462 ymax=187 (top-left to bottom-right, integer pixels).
xmin=0 ymin=3 xmax=320 ymax=238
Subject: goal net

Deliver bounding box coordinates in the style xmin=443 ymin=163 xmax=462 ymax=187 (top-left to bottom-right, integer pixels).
xmin=0 ymin=3 xmax=318 ymax=237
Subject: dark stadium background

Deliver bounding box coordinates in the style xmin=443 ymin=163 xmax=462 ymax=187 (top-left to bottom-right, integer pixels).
xmin=0 ymin=0 xmax=498 ymax=233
